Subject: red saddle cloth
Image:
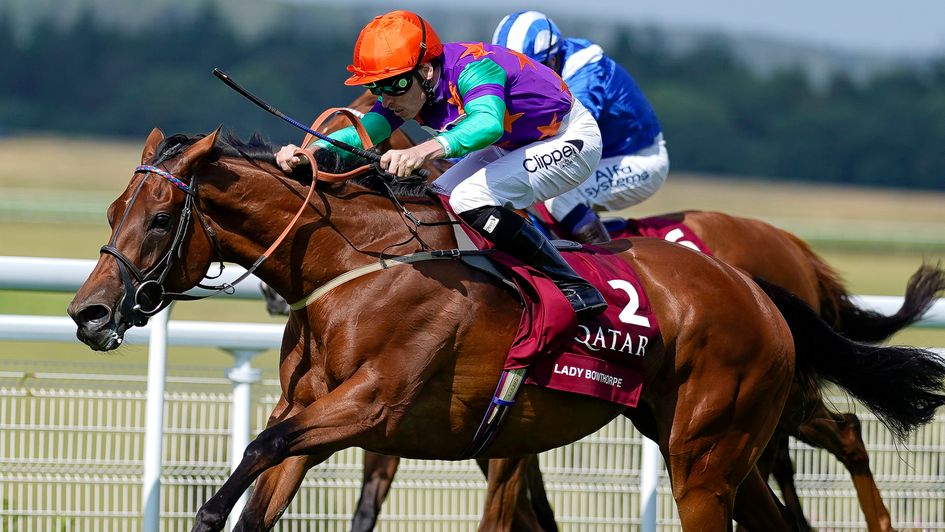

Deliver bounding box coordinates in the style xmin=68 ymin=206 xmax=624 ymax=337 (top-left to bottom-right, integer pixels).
xmin=518 ymin=245 xmax=660 ymax=408
xmin=531 ymin=204 xmax=712 ymax=255
xmin=611 ymin=215 xmax=713 ymax=255
xmin=440 ymin=197 xmax=660 ymax=408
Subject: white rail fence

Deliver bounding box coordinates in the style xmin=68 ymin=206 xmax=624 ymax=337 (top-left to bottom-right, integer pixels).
xmin=1 ymin=255 xmax=944 ymax=531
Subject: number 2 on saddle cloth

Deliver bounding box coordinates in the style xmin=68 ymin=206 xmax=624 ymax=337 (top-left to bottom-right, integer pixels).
xmin=439 ymin=196 xmax=663 ymax=458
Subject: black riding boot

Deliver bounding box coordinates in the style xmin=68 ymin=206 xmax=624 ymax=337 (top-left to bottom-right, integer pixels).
xmin=460 ymin=206 xmax=608 ymax=319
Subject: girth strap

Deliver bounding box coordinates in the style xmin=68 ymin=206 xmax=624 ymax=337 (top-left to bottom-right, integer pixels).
xmin=289 ymin=249 xmax=488 ymax=310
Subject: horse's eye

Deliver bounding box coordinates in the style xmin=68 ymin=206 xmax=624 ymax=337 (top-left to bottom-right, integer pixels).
xmin=151 ymin=213 xmax=172 ymax=231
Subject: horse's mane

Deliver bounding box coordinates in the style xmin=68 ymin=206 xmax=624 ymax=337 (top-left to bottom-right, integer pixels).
xmin=152 ymin=130 xmax=431 ymax=198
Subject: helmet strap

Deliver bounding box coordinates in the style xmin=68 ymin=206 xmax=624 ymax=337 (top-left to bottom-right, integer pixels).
xmin=414 ymin=15 xmax=428 ymax=68
xmin=415 ymin=68 xmax=437 ymax=107
xmin=412 ymin=14 xmax=436 ymax=106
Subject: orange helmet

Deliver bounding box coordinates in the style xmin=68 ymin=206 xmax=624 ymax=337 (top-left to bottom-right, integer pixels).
xmin=345 ymin=10 xmax=443 ymax=86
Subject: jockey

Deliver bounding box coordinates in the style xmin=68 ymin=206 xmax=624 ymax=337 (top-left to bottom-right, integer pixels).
xmin=275 ymin=10 xmax=607 ymax=318
xmin=492 ymin=11 xmax=669 ymax=243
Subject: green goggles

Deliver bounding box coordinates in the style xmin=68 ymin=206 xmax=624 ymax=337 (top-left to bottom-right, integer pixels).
xmin=364 ymin=72 xmax=414 ymax=96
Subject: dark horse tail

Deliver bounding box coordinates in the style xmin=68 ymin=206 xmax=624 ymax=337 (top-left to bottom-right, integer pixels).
xmin=786 ymin=233 xmax=945 ymax=343
xmin=756 ymin=277 xmax=945 ymax=440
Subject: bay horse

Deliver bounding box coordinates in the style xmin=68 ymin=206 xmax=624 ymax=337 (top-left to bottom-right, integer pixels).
xmin=273 ymin=212 xmax=943 ymax=532
xmin=312 ymin=93 xmax=945 ymax=532
xmin=338 ymin=224 xmax=944 ymax=532
xmin=68 ymin=126 xmax=945 ymax=532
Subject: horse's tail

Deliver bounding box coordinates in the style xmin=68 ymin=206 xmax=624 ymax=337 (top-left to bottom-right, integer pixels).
xmin=786 ymin=232 xmax=945 ymax=342
xmin=756 ymin=277 xmax=945 ymax=440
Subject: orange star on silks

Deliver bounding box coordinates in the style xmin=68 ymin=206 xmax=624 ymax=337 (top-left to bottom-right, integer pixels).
xmin=508 ymin=49 xmax=538 ymax=71
xmin=503 ymin=109 xmax=525 ymax=133
xmin=536 ymin=113 xmax=562 ymax=140
xmin=447 ymin=82 xmax=465 ymax=115
xmin=460 ymin=42 xmax=494 ymax=60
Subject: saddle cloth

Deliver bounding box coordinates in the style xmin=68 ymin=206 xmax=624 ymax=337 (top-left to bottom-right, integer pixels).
xmin=439 ymin=196 xmax=661 ymax=407
xmin=606 ymin=214 xmax=713 ymax=255
xmin=530 ymin=202 xmax=712 ymax=255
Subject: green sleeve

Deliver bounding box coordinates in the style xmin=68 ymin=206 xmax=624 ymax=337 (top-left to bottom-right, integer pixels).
xmin=311 ymin=112 xmax=393 ymax=159
xmin=436 ymin=59 xmax=507 ymax=158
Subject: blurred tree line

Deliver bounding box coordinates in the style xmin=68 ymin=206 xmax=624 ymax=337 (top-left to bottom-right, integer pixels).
xmin=2 ymin=6 xmax=943 ymax=189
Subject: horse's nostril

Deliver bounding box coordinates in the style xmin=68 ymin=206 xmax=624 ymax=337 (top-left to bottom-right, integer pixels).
xmin=76 ymin=304 xmax=111 ymax=328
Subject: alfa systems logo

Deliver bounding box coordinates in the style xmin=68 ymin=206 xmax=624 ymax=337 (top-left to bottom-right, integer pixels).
xmin=522 ymin=139 xmax=584 ymax=173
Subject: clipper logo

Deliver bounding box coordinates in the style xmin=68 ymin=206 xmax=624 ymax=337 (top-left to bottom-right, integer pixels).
xmin=522 ymin=139 xmax=584 ymax=173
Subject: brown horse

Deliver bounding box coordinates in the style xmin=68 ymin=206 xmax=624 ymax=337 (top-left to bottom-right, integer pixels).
xmin=68 ymin=127 xmax=945 ymax=532
xmin=311 ymin=213 xmax=943 ymax=532
xmin=342 ymin=229 xmax=944 ymax=532
xmin=313 ymin=92 xmax=945 ymax=532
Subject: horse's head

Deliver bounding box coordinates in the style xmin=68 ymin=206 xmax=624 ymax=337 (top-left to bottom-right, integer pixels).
xmin=68 ymin=127 xmax=221 ymax=350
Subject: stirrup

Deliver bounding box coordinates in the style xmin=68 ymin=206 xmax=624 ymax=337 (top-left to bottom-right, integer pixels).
xmin=560 ymin=284 xmax=608 ymax=318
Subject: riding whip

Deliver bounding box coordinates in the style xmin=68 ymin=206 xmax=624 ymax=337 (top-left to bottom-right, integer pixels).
xmin=212 ymin=68 xmax=429 ymax=179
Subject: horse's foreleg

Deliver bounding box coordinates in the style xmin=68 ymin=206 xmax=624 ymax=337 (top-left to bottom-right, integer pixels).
xmin=230 ymin=396 xmax=318 ymax=532
xmin=478 ymin=457 xmax=542 ymax=532
xmin=797 ymin=411 xmax=893 ymax=532
xmin=351 ymin=452 xmax=401 ymax=532
xmin=191 ymin=374 xmax=386 ymax=532
xmin=232 ymin=455 xmax=320 ymax=531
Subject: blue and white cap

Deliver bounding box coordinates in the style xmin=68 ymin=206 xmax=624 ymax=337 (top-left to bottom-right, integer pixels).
xmin=492 ymin=11 xmax=561 ymax=63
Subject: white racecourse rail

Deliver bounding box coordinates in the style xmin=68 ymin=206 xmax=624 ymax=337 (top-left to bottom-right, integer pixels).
xmin=0 ymin=255 xmax=944 ymax=531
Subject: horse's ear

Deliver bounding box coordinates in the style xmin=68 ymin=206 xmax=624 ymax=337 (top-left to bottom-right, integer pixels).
xmin=174 ymin=126 xmax=222 ymax=175
xmin=141 ymin=128 xmax=165 ymax=164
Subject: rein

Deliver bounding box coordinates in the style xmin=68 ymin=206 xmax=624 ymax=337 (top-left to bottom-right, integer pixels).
xmin=101 ymin=108 xmax=375 ymax=326
xmin=299 ymin=110 xmax=459 ymax=253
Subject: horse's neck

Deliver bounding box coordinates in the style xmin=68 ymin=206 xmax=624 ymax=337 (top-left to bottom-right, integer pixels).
xmin=200 ymin=159 xmax=457 ymax=303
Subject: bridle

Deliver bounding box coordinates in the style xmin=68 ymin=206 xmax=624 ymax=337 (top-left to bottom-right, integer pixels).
xmin=100 ymin=163 xmax=228 ymax=326
xmin=100 ymin=108 xmax=389 ymax=327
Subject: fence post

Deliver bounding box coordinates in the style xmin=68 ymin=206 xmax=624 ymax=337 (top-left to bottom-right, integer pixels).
xmin=640 ymin=437 xmax=660 ymax=532
xmin=143 ymin=307 xmax=171 ymax=532
xmin=225 ymin=349 xmax=263 ymax=531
